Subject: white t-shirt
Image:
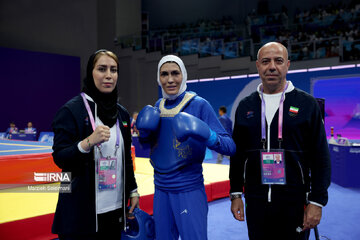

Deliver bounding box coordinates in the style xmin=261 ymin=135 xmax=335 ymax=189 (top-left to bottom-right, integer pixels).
xmin=79 ymin=94 xmax=124 ymax=214
xmin=257 ymin=81 xmax=295 ymax=150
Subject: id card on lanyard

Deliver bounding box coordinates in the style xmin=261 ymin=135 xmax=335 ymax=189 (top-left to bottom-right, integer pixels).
xmin=260 ymin=83 xmax=288 ymax=185
xmin=260 ymin=149 xmax=286 ymax=184
xmin=98 ymin=156 xmax=117 ymax=189
xmin=81 ymin=93 xmax=120 ymax=190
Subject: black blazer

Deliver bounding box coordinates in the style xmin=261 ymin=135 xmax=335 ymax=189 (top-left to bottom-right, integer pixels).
xmin=51 ymin=95 xmax=137 ymax=235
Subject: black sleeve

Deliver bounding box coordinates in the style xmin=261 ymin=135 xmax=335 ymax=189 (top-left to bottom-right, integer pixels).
xmin=118 ymin=105 xmax=138 ymax=194
xmin=307 ymin=97 xmax=331 ymax=206
xmin=52 ymin=106 xmax=91 ymax=171
xmin=229 ymin=104 xmax=246 ymax=193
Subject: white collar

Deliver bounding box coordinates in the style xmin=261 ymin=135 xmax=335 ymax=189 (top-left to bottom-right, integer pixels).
xmin=83 ymin=93 xmax=94 ymax=102
xmin=257 ymin=81 xmax=295 ymax=95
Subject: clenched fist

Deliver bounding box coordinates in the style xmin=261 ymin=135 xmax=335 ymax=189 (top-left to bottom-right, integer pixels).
xmin=90 ymin=125 xmax=111 ymax=145
xmin=81 ymin=125 xmax=111 ymax=151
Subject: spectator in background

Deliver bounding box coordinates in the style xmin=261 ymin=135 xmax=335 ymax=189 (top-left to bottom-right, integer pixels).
xmin=5 ymin=121 xmax=18 ymax=138
xmin=217 ymin=106 xmax=233 ymax=164
xmin=130 ymin=112 xmax=139 ymax=136
xmin=24 ymin=121 xmax=37 ymax=134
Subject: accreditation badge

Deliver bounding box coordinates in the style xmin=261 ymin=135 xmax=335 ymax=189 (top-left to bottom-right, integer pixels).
xmin=260 ymin=149 xmax=286 ymax=185
xmin=98 ymin=156 xmax=117 ymax=190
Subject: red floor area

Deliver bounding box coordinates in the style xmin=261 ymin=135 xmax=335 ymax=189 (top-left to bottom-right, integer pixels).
xmin=0 ymin=153 xmax=60 ymax=189
xmin=0 ymin=150 xmax=230 ymax=240
xmin=0 ymin=181 xmax=229 ymax=240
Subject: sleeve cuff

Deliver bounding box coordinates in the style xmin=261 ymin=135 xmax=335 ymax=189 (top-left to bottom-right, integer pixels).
xmin=309 ymin=201 xmax=324 ymax=208
xmin=230 ymin=192 xmax=243 ymax=196
xmin=78 ymin=141 xmax=90 ymax=153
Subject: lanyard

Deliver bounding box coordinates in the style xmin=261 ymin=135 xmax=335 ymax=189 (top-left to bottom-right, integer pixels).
xmin=80 ymin=93 xmax=120 ymax=154
xmin=260 ymin=82 xmax=288 ymax=149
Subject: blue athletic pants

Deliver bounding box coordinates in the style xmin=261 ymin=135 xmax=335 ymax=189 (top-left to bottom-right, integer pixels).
xmin=153 ymin=186 xmax=208 ymax=240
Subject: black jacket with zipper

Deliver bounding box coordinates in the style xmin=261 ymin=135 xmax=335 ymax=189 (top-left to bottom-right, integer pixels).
xmin=51 ymin=95 xmax=137 ymax=234
xmin=230 ymin=88 xmax=331 ymax=206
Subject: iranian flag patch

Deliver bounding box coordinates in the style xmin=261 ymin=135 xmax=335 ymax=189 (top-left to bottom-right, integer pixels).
xmin=289 ymin=106 xmax=299 ymax=114
xmin=122 ymin=121 xmax=128 ymax=127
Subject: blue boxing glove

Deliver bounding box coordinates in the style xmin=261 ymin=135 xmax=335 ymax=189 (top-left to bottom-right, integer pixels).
xmin=136 ymin=105 xmax=160 ymax=138
xmin=172 ymin=112 xmax=218 ymax=147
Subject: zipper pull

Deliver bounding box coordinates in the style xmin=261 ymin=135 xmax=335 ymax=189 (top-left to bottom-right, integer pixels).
xmin=268 ymin=185 xmax=272 ymax=202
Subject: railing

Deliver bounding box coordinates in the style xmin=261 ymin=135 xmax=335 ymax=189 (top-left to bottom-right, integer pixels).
xmin=252 ymin=37 xmax=342 ymax=61
xmin=115 ymin=34 xmax=359 ymax=62
xmin=115 ymin=4 xmax=359 ymax=63
xmin=343 ymin=39 xmax=360 ymax=61
xmin=148 ymin=24 xmax=245 ymax=41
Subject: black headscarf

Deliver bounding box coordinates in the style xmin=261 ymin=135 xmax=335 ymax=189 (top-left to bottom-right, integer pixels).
xmin=82 ymin=49 xmax=119 ymax=127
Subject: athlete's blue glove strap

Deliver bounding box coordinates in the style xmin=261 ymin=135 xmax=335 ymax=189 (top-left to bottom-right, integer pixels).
xmin=206 ymin=129 xmax=218 ymax=147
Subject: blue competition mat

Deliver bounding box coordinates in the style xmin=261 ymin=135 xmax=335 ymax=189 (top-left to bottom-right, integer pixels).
xmin=0 ymin=139 xmax=52 ymax=156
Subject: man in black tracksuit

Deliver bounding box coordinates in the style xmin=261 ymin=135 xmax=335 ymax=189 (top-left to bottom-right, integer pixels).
xmin=229 ymin=42 xmax=331 ymax=240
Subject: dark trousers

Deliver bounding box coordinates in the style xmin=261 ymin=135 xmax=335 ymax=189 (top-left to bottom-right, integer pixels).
xmin=245 ymin=197 xmax=307 ymax=240
xmin=58 ymin=208 xmax=123 ymax=240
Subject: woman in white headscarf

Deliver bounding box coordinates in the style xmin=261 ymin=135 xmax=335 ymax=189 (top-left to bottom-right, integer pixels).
xmin=136 ymin=55 xmax=236 ymax=240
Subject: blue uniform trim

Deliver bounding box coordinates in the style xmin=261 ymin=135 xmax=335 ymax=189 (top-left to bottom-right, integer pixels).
xmin=206 ymin=129 xmax=218 ymax=147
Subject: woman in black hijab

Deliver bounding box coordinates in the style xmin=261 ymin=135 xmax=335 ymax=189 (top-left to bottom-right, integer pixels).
xmin=51 ymin=50 xmax=139 ymax=240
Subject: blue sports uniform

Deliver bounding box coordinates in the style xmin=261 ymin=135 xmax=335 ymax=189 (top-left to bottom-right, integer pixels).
xmin=137 ymin=54 xmax=235 ymax=240
xmin=150 ymin=91 xmax=235 ymax=239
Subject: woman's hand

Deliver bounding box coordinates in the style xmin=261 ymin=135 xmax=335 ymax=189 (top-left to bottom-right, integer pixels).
xmin=80 ymin=125 xmax=110 ymax=151
xmin=127 ymin=196 xmax=140 ymax=219
xmin=90 ymin=125 xmax=111 ymax=145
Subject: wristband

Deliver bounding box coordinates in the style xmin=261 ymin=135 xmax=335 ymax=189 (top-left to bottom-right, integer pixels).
xmin=230 ymin=193 xmax=242 ymax=201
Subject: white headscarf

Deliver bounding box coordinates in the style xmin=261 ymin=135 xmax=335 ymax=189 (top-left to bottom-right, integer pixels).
xmin=157 ymin=55 xmax=187 ymax=100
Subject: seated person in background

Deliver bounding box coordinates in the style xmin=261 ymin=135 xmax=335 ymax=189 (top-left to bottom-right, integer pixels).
xmin=6 ymin=121 xmax=18 ymax=138
xmin=24 ymin=121 xmax=37 ymax=134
